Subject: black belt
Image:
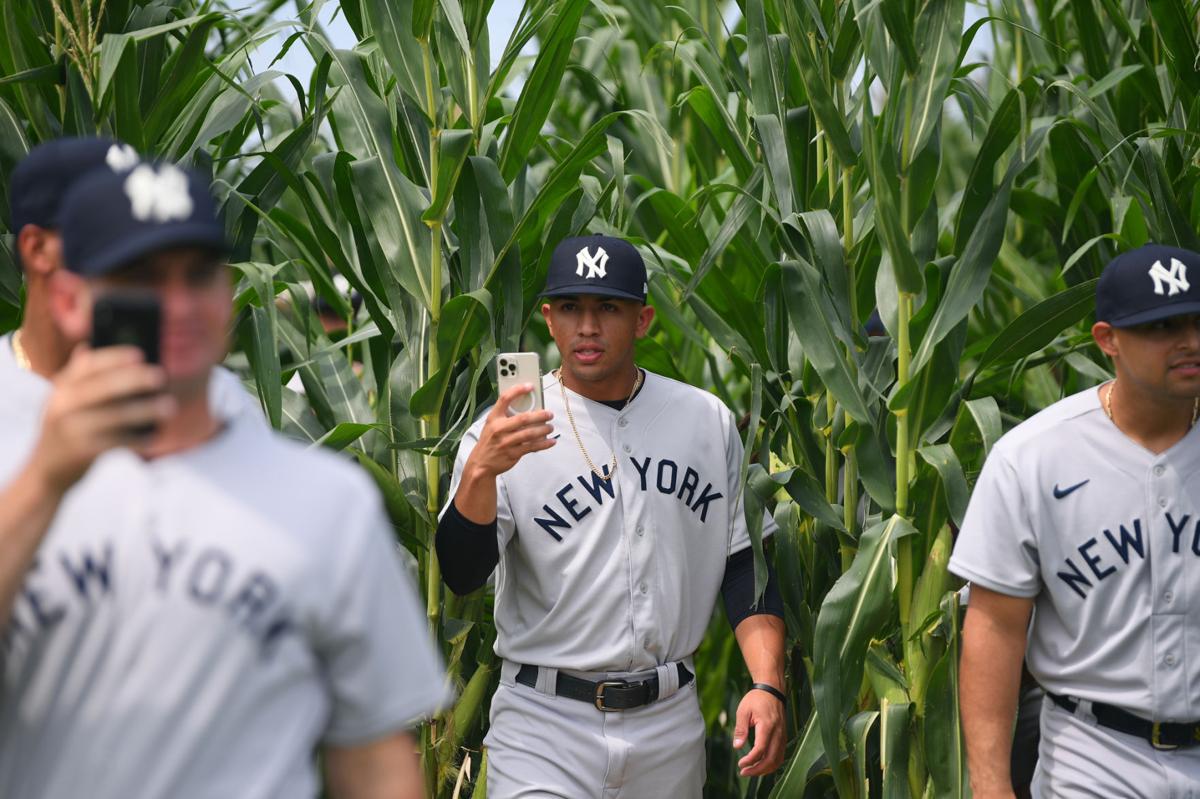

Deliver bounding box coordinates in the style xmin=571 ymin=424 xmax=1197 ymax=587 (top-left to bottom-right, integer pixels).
xmin=1049 ymin=693 xmax=1200 ymax=750
xmin=516 ymin=663 xmax=693 ymax=712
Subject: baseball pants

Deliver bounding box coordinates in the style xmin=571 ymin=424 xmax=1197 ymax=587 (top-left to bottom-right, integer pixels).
xmin=1033 ymin=695 xmax=1200 ymax=798
xmin=484 ymin=662 xmax=706 ymax=799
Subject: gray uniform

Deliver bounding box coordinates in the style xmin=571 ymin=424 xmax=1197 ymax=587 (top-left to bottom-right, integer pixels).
xmin=444 ymin=369 xmax=776 ymax=797
xmin=950 ymin=387 xmax=1200 ymax=797
xmin=0 ymin=415 xmax=450 ymax=798
xmin=0 ymin=333 xmax=262 ymax=481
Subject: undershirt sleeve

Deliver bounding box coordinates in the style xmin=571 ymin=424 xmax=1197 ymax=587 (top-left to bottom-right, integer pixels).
xmin=435 ymin=500 xmax=500 ymax=596
xmin=721 ymin=545 xmax=785 ymax=629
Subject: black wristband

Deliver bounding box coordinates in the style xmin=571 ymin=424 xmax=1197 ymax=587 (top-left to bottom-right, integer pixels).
xmin=751 ymin=683 xmax=787 ymax=705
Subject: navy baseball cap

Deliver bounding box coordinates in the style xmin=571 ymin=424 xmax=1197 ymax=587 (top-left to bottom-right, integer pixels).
xmin=1096 ymin=244 xmax=1200 ymax=327
xmin=59 ymin=162 xmax=229 ymax=277
xmin=9 ymin=137 xmax=139 ymax=231
xmin=540 ymin=234 xmax=648 ymax=303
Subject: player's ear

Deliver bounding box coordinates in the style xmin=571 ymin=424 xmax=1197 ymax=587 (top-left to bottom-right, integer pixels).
xmin=1092 ymin=321 xmax=1119 ymax=359
xmin=47 ymin=269 xmax=92 ymax=345
xmin=635 ymin=303 xmax=655 ymax=338
xmin=17 ymin=225 xmax=60 ymax=279
xmin=541 ymin=302 xmax=555 ymax=337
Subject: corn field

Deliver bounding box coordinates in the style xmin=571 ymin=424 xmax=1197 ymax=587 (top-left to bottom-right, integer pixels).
xmin=2 ymin=0 xmax=1199 ymax=796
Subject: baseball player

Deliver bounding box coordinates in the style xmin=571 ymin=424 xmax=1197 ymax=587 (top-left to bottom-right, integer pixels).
xmin=436 ymin=234 xmax=787 ymax=797
xmin=0 ymin=162 xmax=449 ymax=798
xmin=0 ymin=137 xmax=260 ymax=483
xmin=952 ymin=243 xmax=1200 ymax=797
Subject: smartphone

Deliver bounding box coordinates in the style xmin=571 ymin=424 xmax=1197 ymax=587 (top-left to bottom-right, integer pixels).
xmin=496 ymin=352 xmax=543 ymax=415
xmin=91 ymin=291 xmax=163 ymax=435
xmin=91 ymin=291 xmax=162 ymax=363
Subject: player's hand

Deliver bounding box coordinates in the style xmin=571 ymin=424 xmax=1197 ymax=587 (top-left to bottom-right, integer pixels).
xmin=468 ymin=383 xmax=556 ymax=477
xmin=26 ymin=344 xmax=174 ymax=493
xmin=732 ymin=685 xmax=787 ymax=777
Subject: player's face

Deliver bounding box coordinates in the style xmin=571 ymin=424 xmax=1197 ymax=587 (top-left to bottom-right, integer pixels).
xmin=541 ymin=295 xmax=655 ymax=395
xmin=1094 ymin=314 xmax=1200 ymax=400
xmin=96 ymin=249 xmax=232 ymax=396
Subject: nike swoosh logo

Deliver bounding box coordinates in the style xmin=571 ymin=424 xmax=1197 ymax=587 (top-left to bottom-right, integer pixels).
xmin=1053 ymin=479 xmax=1090 ymax=499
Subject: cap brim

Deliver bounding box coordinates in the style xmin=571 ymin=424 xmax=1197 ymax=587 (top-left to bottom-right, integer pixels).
xmin=74 ymin=223 xmax=230 ymax=276
xmin=1106 ymin=301 xmax=1200 ymax=327
xmin=539 ymin=284 xmax=645 ymax=302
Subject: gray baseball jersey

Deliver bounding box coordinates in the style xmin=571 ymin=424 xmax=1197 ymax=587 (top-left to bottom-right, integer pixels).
xmin=0 ymin=332 xmax=263 ymax=483
xmin=444 ymin=369 xmax=776 ymax=673
xmin=0 ymin=413 xmax=450 ymax=799
xmin=950 ymin=386 xmax=1200 ymax=722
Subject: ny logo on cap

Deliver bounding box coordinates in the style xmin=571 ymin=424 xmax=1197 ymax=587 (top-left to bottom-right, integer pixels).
xmin=105 ymin=144 xmax=139 ymax=172
xmin=1149 ymin=258 xmax=1190 ymax=297
xmin=576 ymin=246 xmax=608 ymax=279
xmin=124 ymin=164 xmax=193 ymax=223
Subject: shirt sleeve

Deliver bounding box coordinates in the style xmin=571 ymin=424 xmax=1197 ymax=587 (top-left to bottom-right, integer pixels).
xmin=209 ymin=366 xmax=266 ymax=426
xmin=318 ymin=488 xmax=452 ymax=746
xmin=440 ymin=414 xmax=518 ymax=548
xmin=949 ymin=448 xmax=1042 ymax=598
xmin=721 ymin=545 xmax=785 ymax=627
xmin=724 ymin=406 xmax=777 ymax=556
xmin=436 ymin=501 xmax=500 ymax=595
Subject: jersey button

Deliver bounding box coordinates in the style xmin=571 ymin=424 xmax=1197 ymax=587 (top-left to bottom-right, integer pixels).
xmin=1164 ymin=590 xmax=1174 ymax=604
xmin=623 ymin=444 xmax=631 ymax=453
xmin=1165 ymin=653 xmax=1177 ymax=667
xmin=618 ymin=418 xmax=629 ymax=428
xmin=635 ymin=524 xmax=645 ymax=536
xmin=1154 ymin=465 xmax=1166 ymax=477
xmin=1159 ymin=497 xmax=1168 ymax=508
xmin=639 ymin=582 xmax=648 ymax=594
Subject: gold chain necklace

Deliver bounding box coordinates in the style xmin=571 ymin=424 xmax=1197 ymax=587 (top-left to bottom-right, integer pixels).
xmin=11 ymin=329 xmax=30 ymax=371
xmin=556 ymin=366 xmax=643 ymax=481
xmin=1104 ymin=380 xmax=1200 ymax=428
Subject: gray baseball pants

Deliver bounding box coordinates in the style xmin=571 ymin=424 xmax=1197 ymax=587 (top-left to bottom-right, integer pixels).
xmin=484 ymin=661 xmax=706 ymax=798
xmin=1033 ymin=695 xmax=1200 ymax=798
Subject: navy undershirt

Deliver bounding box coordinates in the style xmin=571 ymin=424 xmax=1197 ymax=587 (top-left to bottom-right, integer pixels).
xmin=435 ymin=374 xmax=784 ymax=627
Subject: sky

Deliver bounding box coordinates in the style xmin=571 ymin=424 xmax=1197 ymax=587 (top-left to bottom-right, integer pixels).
xmin=263 ymin=1 xmax=992 ymax=110
xmin=268 ymin=0 xmax=527 ymax=80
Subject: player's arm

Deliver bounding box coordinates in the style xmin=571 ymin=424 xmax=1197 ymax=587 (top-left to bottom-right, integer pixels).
xmin=436 ymin=383 xmax=553 ymax=594
xmin=451 ymin=383 xmax=554 ymax=525
xmin=721 ymin=545 xmax=788 ymax=777
xmin=730 ymin=611 xmax=787 ymax=777
xmin=0 ymin=346 xmax=170 ymax=625
xmin=324 ymin=732 xmax=424 ymax=799
xmin=959 ymin=584 xmax=1034 ymax=799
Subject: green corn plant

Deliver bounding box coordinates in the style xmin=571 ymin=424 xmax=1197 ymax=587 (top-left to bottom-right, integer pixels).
xmin=6 ymin=1 xmax=1200 ymax=797
xmin=0 ymin=0 xmax=301 ymax=330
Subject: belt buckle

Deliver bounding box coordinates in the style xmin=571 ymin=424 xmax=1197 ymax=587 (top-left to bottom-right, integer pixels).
xmin=594 ymin=680 xmax=627 ymax=712
xmin=1151 ymin=723 xmax=1179 ymax=751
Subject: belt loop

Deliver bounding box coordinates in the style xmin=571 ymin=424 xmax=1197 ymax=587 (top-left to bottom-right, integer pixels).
xmin=1074 ymin=698 xmax=1096 ymax=724
xmin=655 ymin=663 xmax=680 ymax=701
xmin=500 ymin=659 xmax=521 ymax=687
xmin=535 ymin=666 xmax=558 ymax=696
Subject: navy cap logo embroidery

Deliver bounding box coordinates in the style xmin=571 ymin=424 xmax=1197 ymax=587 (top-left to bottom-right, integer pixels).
xmin=1149 ymin=258 xmax=1189 ymax=297
xmin=124 ymin=164 xmax=192 ymax=223
xmin=576 ymin=246 xmax=609 ymax=279
xmin=105 ymin=144 xmax=139 ymax=172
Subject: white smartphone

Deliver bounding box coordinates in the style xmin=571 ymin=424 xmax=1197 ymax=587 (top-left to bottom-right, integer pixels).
xmin=497 ymin=352 xmax=543 ymax=414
